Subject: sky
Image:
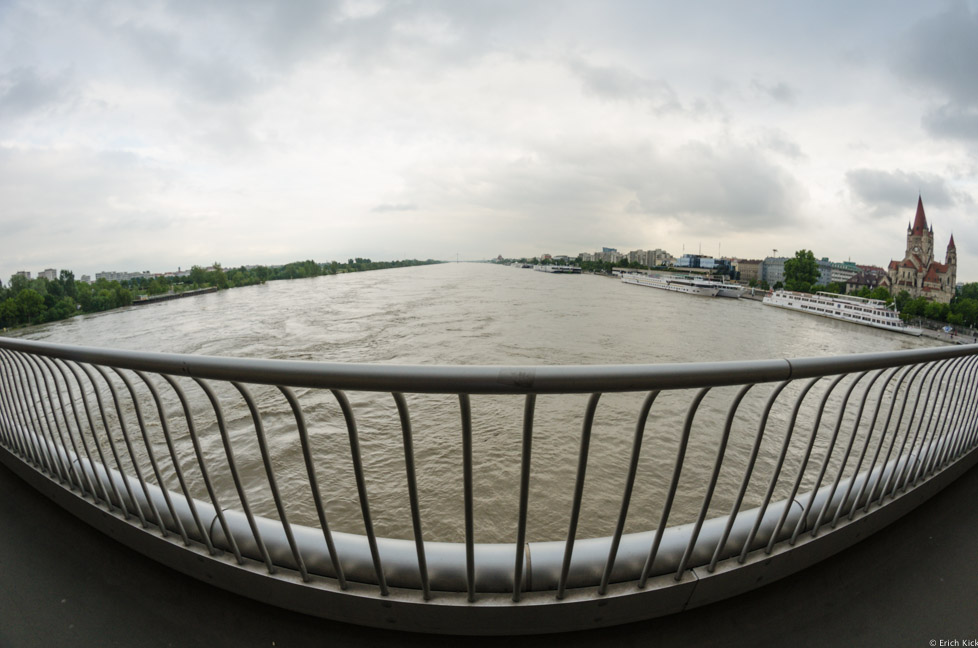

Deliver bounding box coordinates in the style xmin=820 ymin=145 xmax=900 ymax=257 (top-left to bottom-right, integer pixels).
xmin=2 ymin=0 xmax=978 ymax=282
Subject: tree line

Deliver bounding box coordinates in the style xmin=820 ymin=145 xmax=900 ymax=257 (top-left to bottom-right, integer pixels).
xmin=0 ymin=258 xmax=440 ymax=329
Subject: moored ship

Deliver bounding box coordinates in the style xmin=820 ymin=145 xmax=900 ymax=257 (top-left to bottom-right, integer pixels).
xmin=621 ymin=272 xmax=721 ymax=296
xmin=762 ymin=290 xmax=922 ymax=336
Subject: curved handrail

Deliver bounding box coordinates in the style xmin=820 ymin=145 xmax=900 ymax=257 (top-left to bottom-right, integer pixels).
xmin=2 ymin=337 xmax=978 ymax=634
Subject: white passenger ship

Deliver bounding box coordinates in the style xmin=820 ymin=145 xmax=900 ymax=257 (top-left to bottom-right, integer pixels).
xmin=621 ymin=272 xmax=720 ymax=297
xmin=762 ymin=290 xmax=922 ymax=336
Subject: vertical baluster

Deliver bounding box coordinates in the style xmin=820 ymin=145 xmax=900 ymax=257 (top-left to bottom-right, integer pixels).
xmin=768 ymin=375 xmax=845 ymax=552
xmin=677 ymin=385 xmax=752 ymax=577
xmin=46 ymin=357 xmax=112 ymax=506
xmin=812 ymin=369 xmax=883 ymax=535
xmin=65 ymin=360 xmax=126 ymax=512
xmin=791 ymin=372 xmax=867 ymax=544
xmin=330 ymin=388 xmax=387 ymax=595
xmin=81 ymin=363 xmax=143 ymax=525
xmin=20 ymin=352 xmax=73 ymax=483
xmin=557 ymin=393 xmax=600 ymax=599
xmin=894 ymin=359 xmax=947 ymax=494
xmin=161 ymin=374 xmax=224 ymax=558
xmin=640 ymin=387 xmax=708 ymax=586
xmin=879 ymin=361 xmax=939 ymax=503
xmin=708 ymin=381 xmax=788 ymax=571
xmin=459 ymin=393 xmax=476 ymax=602
xmin=939 ymin=356 xmax=978 ymax=465
xmin=0 ymin=350 xmax=30 ymax=460
xmin=112 ymin=368 xmax=185 ymax=540
xmin=137 ymin=370 xmax=207 ymax=546
xmin=866 ymin=365 xmax=924 ymax=504
xmin=923 ymin=357 xmax=965 ymax=474
xmin=13 ymin=352 xmax=63 ymax=479
xmin=600 ymin=391 xmax=659 ymax=595
xmin=195 ymin=378 xmax=274 ymax=571
xmin=93 ymin=365 xmax=163 ymax=531
xmin=740 ymin=377 xmax=820 ymax=562
xmin=0 ymin=350 xmax=45 ymax=470
xmin=911 ymin=359 xmax=958 ymax=485
xmin=512 ymin=394 xmax=535 ymax=602
xmin=836 ymin=367 xmax=900 ymax=524
xmin=232 ymin=382 xmax=307 ymax=580
xmin=280 ymin=385 xmax=345 ymax=586
xmin=854 ymin=364 xmax=915 ymax=514
xmin=955 ymin=356 xmax=978 ymax=454
xmin=393 ymin=392 xmax=429 ymax=599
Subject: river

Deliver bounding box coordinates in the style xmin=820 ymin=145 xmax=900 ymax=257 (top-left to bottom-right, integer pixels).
xmin=9 ymin=263 xmax=942 ymax=543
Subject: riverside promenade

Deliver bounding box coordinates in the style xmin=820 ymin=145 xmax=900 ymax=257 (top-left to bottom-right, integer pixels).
xmin=2 ymin=459 xmax=977 ymax=647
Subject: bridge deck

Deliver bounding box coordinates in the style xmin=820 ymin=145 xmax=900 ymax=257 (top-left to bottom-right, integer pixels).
xmin=1 ymin=461 xmax=977 ymax=647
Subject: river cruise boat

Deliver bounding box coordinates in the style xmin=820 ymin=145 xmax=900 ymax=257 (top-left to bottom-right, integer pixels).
xmin=700 ymin=277 xmax=743 ymax=298
xmin=762 ymin=290 xmax=923 ymax=336
xmin=534 ymin=265 xmax=582 ymax=274
xmin=621 ymin=272 xmax=720 ymax=297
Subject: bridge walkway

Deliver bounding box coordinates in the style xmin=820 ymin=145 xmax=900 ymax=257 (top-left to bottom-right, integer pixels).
xmin=1 ymin=461 xmax=977 ymax=647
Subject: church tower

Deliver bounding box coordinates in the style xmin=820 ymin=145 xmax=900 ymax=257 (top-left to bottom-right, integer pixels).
xmin=905 ymin=196 xmax=934 ymax=268
xmin=946 ymin=234 xmax=957 ymax=290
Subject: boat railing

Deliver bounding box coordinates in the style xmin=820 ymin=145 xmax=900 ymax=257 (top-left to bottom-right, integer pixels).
xmin=1 ymin=337 xmax=977 ymax=634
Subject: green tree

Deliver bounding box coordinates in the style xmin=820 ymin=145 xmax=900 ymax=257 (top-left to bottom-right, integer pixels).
xmin=16 ymin=289 xmax=44 ymax=323
xmin=783 ymin=250 xmax=819 ymax=293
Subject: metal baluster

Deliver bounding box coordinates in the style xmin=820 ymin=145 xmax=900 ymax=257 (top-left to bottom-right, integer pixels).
xmin=557 ymin=393 xmax=600 ymax=599
xmin=20 ymin=352 xmax=72 ymax=482
xmin=813 ymin=369 xmax=884 ymax=534
xmin=136 ymin=370 xmax=206 ymax=546
xmin=938 ymin=356 xmax=978 ymax=465
xmin=94 ymin=365 xmax=163 ymax=531
xmin=912 ymin=358 xmax=959 ymax=484
xmin=709 ymin=381 xmax=788 ymax=571
xmin=113 ymin=368 xmax=185 ymax=540
xmin=65 ymin=360 xmax=125 ymax=512
xmin=46 ymin=357 xmax=112 ymax=506
xmin=280 ymin=385 xmax=345 ymax=586
xmin=0 ymin=350 xmax=45 ymax=470
xmin=741 ymin=377 xmax=820 ymax=562
xmin=0 ymin=350 xmax=30 ymax=460
xmin=600 ymin=391 xmax=659 ymax=594
xmin=923 ymin=357 xmax=965 ymax=474
xmin=677 ymin=385 xmax=752 ymax=577
xmin=81 ymin=363 xmax=143 ymax=524
xmin=195 ymin=378 xmax=274 ymax=572
xmin=640 ymin=387 xmax=708 ymax=586
xmin=836 ymin=367 xmax=900 ymax=524
xmin=792 ymin=372 xmax=867 ymax=544
xmin=161 ymin=374 xmax=223 ymax=558
xmin=393 ymin=392 xmax=429 ymax=599
xmin=513 ymin=394 xmax=535 ymax=602
xmin=955 ymin=356 xmax=978 ymax=455
xmin=879 ymin=361 xmax=939 ymax=503
xmin=232 ymin=382 xmax=307 ymax=579
xmin=854 ymin=364 xmax=915 ymax=514
xmin=331 ymin=388 xmax=387 ymax=595
xmin=866 ymin=365 xmax=924 ymax=504
xmin=769 ymin=375 xmax=845 ymax=552
xmin=459 ymin=393 xmax=476 ymax=602
xmin=13 ymin=351 xmax=64 ymax=479
xmin=894 ymin=359 xmax=948 ymax=494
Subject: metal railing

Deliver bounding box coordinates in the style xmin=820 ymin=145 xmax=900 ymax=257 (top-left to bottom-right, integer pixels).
xmin=1 ymin=337 xmax=977 ymax=634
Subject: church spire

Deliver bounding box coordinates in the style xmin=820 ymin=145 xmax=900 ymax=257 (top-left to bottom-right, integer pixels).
xmin=911 ymin=195 xmax=928 ymax=235
xmin=948 ymin=233 xmax=956 ymax=250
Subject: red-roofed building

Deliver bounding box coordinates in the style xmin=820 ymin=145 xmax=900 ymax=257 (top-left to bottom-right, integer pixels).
xmin=881 ymin=197 xmax=957 ymax=304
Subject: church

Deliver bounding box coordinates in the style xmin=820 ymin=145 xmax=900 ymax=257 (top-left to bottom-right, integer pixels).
xmin=882 ymin=197 xmax=956 ymax=304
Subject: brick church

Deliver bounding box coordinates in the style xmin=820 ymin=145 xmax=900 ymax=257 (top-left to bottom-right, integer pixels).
xmin=882 ymin=197 xmax=956 ymax=304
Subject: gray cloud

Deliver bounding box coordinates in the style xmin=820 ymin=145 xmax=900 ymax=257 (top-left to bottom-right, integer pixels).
xmin=0 ymin=67 xmax=74 ymax=119
xmin=846 ymin=168 xmax=955 ymax=215
xmin=628 ymin=141 xmax=805 ymax=232
xmin=891 ymin=2 xmax=978 ymax=140
xmin=750 ymin=79 xmax=797 ymax=104
xmin=372 ymin=203 xmax=419 ymax=213
xmin=759 ymin=130 xmax=806 ymax=160
xmin=569 ymin=59 xmax=681 ymax=113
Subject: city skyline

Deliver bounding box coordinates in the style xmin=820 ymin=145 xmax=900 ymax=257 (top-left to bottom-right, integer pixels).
xmin=2 ymin=2 xmax=977 ymax=283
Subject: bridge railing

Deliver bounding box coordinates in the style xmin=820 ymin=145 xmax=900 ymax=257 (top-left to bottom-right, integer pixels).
xmin=1 ymin=337 xmax=977 ymax=634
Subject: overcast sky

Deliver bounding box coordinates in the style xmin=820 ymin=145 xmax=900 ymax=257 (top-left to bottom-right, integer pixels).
xmin=2 ymin=0 xmax=977 ymax=282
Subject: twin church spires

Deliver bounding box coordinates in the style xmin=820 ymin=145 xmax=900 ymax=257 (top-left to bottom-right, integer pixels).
xmin=883 ymin=196 xmax=956 ymax=304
